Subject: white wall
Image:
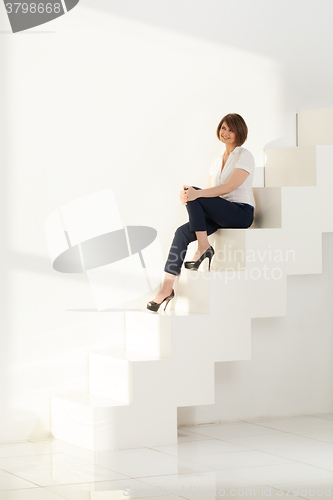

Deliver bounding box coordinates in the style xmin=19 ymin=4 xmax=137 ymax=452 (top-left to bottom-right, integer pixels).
xmin=90 ymin=0 xmax=333 ymax=112
xmin=0 ymin=0 xmax=332 ymax=440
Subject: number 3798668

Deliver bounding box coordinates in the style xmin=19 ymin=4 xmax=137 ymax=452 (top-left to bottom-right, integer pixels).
xmin=5 ymin=3 xmax=61 ymax=14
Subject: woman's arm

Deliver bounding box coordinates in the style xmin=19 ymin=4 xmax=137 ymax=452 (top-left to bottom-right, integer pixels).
xmin=206 ymin=175 xmax=212 ymax=189
xmin=194 ymin=168 xmax=249 ymax=199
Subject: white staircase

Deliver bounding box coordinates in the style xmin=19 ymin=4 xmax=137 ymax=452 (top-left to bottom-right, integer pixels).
xmin=51 ymin=107 xmax=333 ymax=451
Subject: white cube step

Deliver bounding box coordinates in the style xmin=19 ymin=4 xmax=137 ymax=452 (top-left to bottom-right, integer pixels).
xmin=89 ymin=350 xmax=170 ymax=402
xmin=52 ymin=391 xmax=177 ymax=451
xmin=298 ymin=107 xmax=333 ymax=147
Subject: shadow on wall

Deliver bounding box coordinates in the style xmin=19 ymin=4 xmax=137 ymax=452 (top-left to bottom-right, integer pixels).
xmin=45 ymin=189 xmax=165 ymax=311
xmin=83 ymin=0 xmax=333 ymax=110
xmin=0 ymin=38 xmax=9 ymax=441
xmin=251 ymin=187 xmax=282 ymax=229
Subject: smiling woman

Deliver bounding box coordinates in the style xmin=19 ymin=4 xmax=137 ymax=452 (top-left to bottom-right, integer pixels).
xmin=147 ymin=113 xmax=256 ymax=312
xmin=217 ymin=114 xmax=248 ymax=147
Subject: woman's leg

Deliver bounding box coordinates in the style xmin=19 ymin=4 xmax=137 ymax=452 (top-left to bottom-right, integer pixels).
xmin=186 ymin=187 xmax=254 ymax=230
xmin=151 ymin=187 xmax=253 ymax=304
xmin=153 ymin=223 xmax=197 ymax=303
xmin=151 ymin=271 xmax=177 ymax=305
xmin=185 ymin=186 xmax=254 ymax=260
xmin=152 ymin=217 xmax=220 ymax=304
xmin=190 ymin=231 xmax=211 ymax=261
xmin=163 ymin=218 xmax=220 ymax=277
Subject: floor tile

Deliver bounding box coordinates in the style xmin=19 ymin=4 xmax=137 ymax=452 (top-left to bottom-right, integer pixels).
xmin=4 ymin=413 xmax=333 ymax=499
xmin=245 ymin=416 xmax=333 ymax=433
xmin=214 ymin=483 xmax=306 ymax=499
xmin=225 ymin=462 xmax=333 ymax=485
xmin=270 ymin=478 xmax=333 ymax=500
xmin=0 ymin=443 xmax=54 ymax=459
xmin=0 ymin=469 xmax=37 ymax=491
xmin=139 ymin=470 xmax=262 ymax=499
xmin=298 ymin=458 xmax=333 ymax=472
xmin=212 ymin=430 xmax=333 ymax=462
xmin=179 ymin=422 xmax=282 ymax=440
xmin=30 ymin=439 xmax=95 ymax=464
xmin=147 ymin=440 xmax=296 ymax=470
xmin=10 ymin=463 xmax=128 ymax=487
xmin=148 ymin=438 xmax=248 ymax=460
xmin=178 ymin=449 xmax=296 ymax=470
xmin=95 ymin=447 xmax=216 ymax=478
xmin=47 ymin=478 xmax=161 ymax=499
xmin=290 ymin=427 xmax=333 ymax=444
xmin=0 ymin=489 xmax=65 ymax=500
xmin=177 ymin=429 xmax=215 ymax=443
xmin=235 ymin=485 xmax=306 ymax=499
xmin=314 ymin=413 xmax=333 ymax=422
xmin=0 ymin=453 xmax=93 ymax=473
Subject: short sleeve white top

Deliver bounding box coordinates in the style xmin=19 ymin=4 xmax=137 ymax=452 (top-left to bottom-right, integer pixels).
xmin=208 ymin=146 xmax=256 ymax=209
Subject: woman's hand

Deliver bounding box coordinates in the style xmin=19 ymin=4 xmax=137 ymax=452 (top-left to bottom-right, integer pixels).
xmin=179 ymin=188 xmax=188 ymax=205
xmin=180 ymin=185 xmax=198 ymax=205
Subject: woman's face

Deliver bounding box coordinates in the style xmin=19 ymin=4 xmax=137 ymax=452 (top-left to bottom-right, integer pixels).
xmin=219 ymin=122 xmax=237 ymax=147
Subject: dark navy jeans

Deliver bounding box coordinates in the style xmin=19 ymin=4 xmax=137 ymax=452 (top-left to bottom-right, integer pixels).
xmin=164 ymin=186 xmax=254 ymax=276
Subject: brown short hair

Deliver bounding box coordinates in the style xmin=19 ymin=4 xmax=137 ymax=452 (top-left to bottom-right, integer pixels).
xmin=216 ymin=113 xmax=248 ymax=146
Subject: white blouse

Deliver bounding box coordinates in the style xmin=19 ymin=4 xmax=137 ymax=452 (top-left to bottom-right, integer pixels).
xmin=208 ymin=146 xmax=256 ymax=208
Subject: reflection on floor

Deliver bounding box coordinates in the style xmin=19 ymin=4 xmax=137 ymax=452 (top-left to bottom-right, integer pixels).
xmin=1 ymin=413 xmax=333 ymax=499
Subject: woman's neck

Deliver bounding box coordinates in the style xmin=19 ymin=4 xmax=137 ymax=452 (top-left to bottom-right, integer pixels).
xmin=224 ymin=144 xmax=237 ymax=155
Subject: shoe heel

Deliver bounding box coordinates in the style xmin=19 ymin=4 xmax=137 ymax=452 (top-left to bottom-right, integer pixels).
xmin=202 ymin=256 xmax=209 ymax=271
xmin=184 ymin=246 xmax=215 ymax=272
xmin=164 ymin=298 xmax=171 ymax=311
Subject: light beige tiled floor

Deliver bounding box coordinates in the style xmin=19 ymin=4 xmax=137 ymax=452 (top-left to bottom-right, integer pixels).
xmin=1 ymin=413 xmax=333 ymax=499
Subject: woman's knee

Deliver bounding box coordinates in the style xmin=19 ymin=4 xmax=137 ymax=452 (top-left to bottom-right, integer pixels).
xmin=175 ymin=222 xmax=190 ymax=238
xmin=174 ymin=222 xmax=196 ymax=242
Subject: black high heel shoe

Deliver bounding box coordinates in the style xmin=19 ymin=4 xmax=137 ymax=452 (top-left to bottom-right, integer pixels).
xmin=184 ymin=246 xmax=215 ymax=271
xmin=147 ymin=289 xmax=175 ymax=312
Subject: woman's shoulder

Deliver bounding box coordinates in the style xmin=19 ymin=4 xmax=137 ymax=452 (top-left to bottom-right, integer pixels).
xmin=234 ymin=147 xmax=255 ymax=173
xmin=237 ymin=146 xmax=254 ymax=158
xmin=236 ymin=147 xmax=255 ymax=164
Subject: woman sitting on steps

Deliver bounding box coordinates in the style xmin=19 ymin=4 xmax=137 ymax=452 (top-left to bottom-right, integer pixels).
xmin=147 ymin=113 xmax=256 ymax=312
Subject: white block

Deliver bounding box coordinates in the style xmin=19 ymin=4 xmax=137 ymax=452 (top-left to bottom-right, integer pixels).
xmin=252 ymin=187 xmax=282 ymax=229
xmin=89 ymin=350 xmax=167 ymax=402
xmin=265 ymin=147 xmax=316 ymax=186
xmin=298 ymin=107 xmax=333 ymax=147
xmin=89 ymin=352 xmax=132 ymax=403
xmin=52 ymin=384 xmax=177 ymax=451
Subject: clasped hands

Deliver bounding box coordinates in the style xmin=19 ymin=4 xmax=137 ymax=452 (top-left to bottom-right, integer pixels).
xmin=179 ymin=185 xmax=198 ymax=205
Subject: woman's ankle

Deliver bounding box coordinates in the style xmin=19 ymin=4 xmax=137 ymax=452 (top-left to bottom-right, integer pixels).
xmin=198 ymin=242 xmax=211 ymax=252
xmin=161 ymin=282 xmax=174 ymax=294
